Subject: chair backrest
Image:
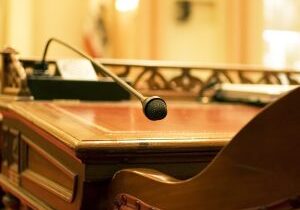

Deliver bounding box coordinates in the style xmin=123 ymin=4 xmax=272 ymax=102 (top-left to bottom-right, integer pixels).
xmin=108 ymin=87 xmax=300 ymax=210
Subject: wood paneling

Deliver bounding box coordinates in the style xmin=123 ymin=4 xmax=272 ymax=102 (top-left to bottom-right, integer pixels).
xmin=22 ymin=135 xmax=76 ymax=193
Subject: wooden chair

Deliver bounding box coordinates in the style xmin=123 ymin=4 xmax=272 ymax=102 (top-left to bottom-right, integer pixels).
xmin=107 ymin=86 xmax=300 ymax=210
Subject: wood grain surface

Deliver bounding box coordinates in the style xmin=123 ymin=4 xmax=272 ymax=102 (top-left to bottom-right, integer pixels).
xmin=0 ymin=101 xmax=260 ymax=151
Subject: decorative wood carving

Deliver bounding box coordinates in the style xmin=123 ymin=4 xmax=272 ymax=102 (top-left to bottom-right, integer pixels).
xmin=114 ymin=194 xmax=160 ymax=210
xmin=0 ymin=48 xmax=31 ymax=97
xmin=2 ymin=49 xmax=300 ymax=100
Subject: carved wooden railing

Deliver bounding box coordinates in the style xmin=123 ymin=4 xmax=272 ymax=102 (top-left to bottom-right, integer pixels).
xmin=97 ymin=59 xmax=300 ymax=100
xmin=1 ymin=48 xmax=300 ymax=100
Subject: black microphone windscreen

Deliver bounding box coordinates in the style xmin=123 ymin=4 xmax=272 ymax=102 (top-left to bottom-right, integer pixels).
xmin=143 ymin=97 xmax=167 ymax=121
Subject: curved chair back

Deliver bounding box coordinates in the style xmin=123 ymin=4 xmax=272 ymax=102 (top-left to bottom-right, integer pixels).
xmin=108 ymin=87 xmax=300 ymax=210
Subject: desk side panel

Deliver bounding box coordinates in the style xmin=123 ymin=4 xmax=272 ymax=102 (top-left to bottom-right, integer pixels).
xmin=0 ymin=112 xmax=86 ymax=210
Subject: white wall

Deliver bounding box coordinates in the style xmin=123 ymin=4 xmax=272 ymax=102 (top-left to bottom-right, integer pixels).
xmin=153 ymin=0 xmax=263 ymax=64
xmin=111 ymin=0 xmax=227 ymax=62
xmin=0 ymin=0 xmax=6 ymax=47
xmin=32 ymin=0 xmax=89 ymax=58
xmin=3 ymin=0 xmax=34 ymax=56
xmin=0 ymin=0 xmax=263 ymax=64
xmin=155 ymin=0 xmax=224 ymax=62
xmin=1 ymin=0 xmax=88 ymax=58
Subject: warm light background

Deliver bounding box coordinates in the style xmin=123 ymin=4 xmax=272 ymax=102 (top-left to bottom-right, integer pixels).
xmin=0 ymin=0 xmax=299 ymax=67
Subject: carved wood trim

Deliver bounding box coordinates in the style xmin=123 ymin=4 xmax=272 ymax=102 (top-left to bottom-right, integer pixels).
xmin=3 ymin=51 xmax=300 ymax=101
xmin=2 ymin=50 xmax=300 ymax=101
xmin=0 ymin=50 xmax=31 ymax=97
xmin=114 ymin=193 xmax=161 ymax=210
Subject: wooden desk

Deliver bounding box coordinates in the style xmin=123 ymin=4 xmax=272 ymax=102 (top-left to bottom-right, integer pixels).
xmin=0 ymin=101 xmax=259 ymax=210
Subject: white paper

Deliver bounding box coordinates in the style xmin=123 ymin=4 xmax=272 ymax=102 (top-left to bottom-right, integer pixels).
xmin=56 ymin=59 xmax=98 ymax=81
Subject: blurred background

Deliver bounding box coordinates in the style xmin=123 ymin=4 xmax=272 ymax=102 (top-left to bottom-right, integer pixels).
xmin=0 ymin=0 xmax=299 ymax=68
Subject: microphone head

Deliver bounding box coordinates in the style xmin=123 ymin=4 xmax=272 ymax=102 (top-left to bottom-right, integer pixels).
xmin=142 ymin=96 xmax=167 ymax=121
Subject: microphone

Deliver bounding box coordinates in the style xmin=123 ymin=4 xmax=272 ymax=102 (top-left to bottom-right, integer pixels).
xmin=35 ymin=38 xmax=167 ymax=121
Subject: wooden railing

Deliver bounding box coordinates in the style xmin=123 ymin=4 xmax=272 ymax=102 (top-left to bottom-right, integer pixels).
xmin=2 ymin=48 xmax=300 ymax=100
